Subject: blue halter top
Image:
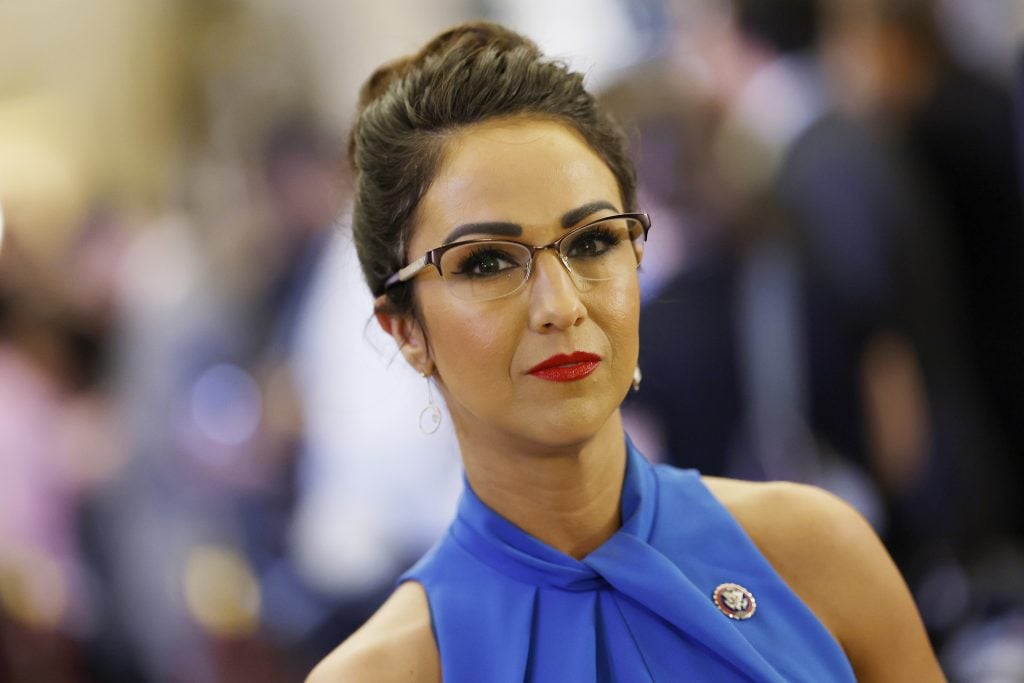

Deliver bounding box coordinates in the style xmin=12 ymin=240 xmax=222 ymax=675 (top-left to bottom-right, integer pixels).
xmin=401 ymin=440 xmax=856 ymax=682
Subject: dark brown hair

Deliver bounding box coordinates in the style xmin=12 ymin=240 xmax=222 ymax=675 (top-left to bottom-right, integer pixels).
xmin=348 ymin=20 xmax=637 ymax=314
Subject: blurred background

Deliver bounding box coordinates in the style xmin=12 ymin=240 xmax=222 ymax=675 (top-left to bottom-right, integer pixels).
xmin=0 ymin=0 xmax=1021 ymax=680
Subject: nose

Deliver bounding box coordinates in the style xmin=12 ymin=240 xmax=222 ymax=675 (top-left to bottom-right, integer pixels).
xmin=527 ymin=249 xmax=587 ymax=332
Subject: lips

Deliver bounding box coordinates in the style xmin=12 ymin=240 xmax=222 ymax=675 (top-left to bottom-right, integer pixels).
xmin=527 ymin=352 xmax=602 ymax=382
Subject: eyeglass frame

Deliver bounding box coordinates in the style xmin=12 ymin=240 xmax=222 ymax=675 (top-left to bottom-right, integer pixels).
xmin=383 ymin=212 xmax=651 ymax=297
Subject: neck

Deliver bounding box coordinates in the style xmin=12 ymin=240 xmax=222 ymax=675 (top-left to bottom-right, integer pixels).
xmin=457 ymin=412 xmax=628 ymax=560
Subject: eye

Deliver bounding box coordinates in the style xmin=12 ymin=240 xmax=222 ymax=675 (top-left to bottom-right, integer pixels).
xmin=564 ymin=225 xmax=622 ymax=259
xmin=449 ymin=245 xmax=524 ymax=278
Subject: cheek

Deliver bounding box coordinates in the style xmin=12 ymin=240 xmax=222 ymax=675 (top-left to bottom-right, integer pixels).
xmin=422 ymin=296 xmax=521 ymax=381
xmin=596 ymin=279 xmax=641 ymax=357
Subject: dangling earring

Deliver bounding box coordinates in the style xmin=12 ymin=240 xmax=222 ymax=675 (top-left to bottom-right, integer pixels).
xmin=632 ymin=365 xmax=643 ymax=392
xmin=419 ymin=372 xmax=442 ymax=435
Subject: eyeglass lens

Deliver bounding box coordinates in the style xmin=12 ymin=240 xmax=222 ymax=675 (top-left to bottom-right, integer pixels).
xmin=437 ymin=216 xmax=647 ymax=302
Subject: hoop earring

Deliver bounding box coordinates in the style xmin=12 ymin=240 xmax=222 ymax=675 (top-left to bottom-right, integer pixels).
xmin=632 ymin=365 xmax=643 ymax=392
xmin=419 ymin=373 xmax=442 ymax=435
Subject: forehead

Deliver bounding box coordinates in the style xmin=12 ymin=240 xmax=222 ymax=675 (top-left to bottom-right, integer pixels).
xmin=411 ymin=118 xmax=621 ymax=249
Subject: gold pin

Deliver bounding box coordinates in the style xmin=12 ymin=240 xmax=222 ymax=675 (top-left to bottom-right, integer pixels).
xmin=712 ymin=583 xmax=757 ymax=620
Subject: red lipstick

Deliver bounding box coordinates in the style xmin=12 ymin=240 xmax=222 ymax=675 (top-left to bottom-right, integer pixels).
xmin=527 ymin=352 xmax=601 ymax=382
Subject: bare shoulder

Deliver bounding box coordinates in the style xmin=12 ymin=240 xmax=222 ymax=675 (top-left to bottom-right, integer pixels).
xmin=700 ymin=477 xmax=869 ymax=608
xmin=701 ymin=476 xmax=946 ymax=682
xmin=306 ymin=581 xmax=439 ymax=683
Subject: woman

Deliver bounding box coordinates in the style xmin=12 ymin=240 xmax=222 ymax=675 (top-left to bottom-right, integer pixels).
xmin=308 ymin=21 xmax=944 ymax=682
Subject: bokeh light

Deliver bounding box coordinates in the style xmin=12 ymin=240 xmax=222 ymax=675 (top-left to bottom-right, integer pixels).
xmin=182 ymin=544 xmax=262 ymax=640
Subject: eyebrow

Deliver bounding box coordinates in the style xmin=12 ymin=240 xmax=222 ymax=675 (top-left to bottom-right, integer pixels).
xmin=443 ymin=221 xmax=521 ymax=245
xmin=442 ymin=200 xmax=620 ymax=245
xmin=560 ymin=200 xmax=618 ymax=229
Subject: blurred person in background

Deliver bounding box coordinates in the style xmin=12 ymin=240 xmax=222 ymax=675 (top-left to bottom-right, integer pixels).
xmin=0 ymin=210 xmax=129 ymax=681
xmin=824 ymin=0 xmax=1024 ymax=674
xmin=829 ymin=0 xmax=1024 ymax=474
xmin=0 ymin=235 xmax=92 ymax=683
xmin=81 ymin=115 xmax=359 ymax=682
xmin=624 ymin=0 xmax=949 ymax=528
xmin=79 ymin=30 xmax=462 ymax=683
xmin=827 ymin=0 xmax=1024 ymax=536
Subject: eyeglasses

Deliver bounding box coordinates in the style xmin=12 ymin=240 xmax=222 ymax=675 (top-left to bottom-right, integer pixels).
xmin=384 ymin=213 xmax=651 ymax=302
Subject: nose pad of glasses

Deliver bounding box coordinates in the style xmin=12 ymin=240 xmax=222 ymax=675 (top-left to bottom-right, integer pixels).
xmin=533 ymin=248 xmax=591 ymax=293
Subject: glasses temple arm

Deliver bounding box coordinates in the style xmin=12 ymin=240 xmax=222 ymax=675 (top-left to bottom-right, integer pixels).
xmin=384 ymin=255 xmax=429 ymax=289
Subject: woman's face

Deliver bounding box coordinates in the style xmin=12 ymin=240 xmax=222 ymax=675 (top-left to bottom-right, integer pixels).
xmin=402 ymin=118 xmax=640 ymax=450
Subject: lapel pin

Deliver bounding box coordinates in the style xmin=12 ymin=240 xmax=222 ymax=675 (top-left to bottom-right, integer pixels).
xmin=712 ymin=582 xmax=757 ymax=620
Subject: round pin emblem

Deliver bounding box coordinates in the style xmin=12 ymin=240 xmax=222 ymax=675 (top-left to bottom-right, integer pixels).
xmin=712 ymin=583 xmax=757 ymax=620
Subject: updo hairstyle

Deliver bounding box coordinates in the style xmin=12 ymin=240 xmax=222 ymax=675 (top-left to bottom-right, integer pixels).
xmin=348 ymin=21 xmax=637 ymax=315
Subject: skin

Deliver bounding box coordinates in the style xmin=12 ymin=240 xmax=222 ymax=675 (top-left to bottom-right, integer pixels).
xmin=307 ymin=117 xmax=945 ymax=682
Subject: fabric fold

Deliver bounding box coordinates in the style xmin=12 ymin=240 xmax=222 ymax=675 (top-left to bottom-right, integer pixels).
xmin=401 ymin=439 xmax=856 ymax=682
xmin=585 ymin=533 xmax=785 ymax=682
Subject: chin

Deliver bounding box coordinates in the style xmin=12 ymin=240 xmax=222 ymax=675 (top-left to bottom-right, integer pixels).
xmin=448 ymin=377 xmax=628 ymax=452
xmin=514 ymin=401 xmax=622 ymax=451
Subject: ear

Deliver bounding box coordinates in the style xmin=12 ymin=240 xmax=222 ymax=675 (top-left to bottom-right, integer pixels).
xmin=374 ymin=295 xmax=433 ymax=375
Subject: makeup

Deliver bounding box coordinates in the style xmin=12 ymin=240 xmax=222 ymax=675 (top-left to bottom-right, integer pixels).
xmin=527 ymin=352 xmax=601 ymax=382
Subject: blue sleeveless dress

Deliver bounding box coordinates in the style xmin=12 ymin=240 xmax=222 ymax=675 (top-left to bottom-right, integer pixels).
xmin=401 ymin=440 xmax=856 ymax=682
